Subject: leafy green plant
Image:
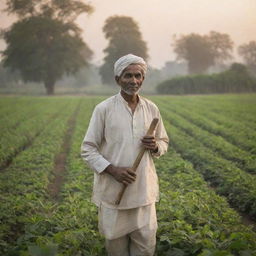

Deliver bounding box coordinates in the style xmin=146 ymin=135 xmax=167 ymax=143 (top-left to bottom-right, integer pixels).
xmin=1 ymin=95 xmax=256 ymax=256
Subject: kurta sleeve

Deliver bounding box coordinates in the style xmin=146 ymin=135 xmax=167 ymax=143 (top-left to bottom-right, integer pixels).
xmin=151 ymin=111 xmax=169 ymax=158
xmin=81 ymin=105 xmax=110 ymax=173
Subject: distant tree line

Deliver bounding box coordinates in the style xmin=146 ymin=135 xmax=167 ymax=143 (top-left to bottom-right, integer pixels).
xmin=1 ymin=1 xmax=256 ymax=95
xmin=157 ymin=63 xmax=256 ymax=95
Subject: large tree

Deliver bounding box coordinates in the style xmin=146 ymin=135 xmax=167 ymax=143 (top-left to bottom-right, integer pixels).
xmin=2 ymin=0 xmax=93 ymax=95
xmin=100 ymin=16 xmax=148 ymax=85
xmin=238 ymin=41 xmax=256 ymax=75
xmin=173 ymin=31 xmax=233 ymax=74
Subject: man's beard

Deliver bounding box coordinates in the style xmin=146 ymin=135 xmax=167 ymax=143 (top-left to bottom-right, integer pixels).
xmin=121 ymin=85 xmax=141 ymax=95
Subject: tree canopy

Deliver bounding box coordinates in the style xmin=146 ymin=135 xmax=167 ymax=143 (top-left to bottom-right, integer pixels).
xmin=2 ymin=0 xmax=93 ymax=95
xmin=173 ymin=31 xmax=233 ymax=74
xmin=5 ymin=0 xmax=93 ymax=22
xmin=99 ymin=15 xmax=148 ymax=85
xmin=238 ymin=41 xmax=256 ymax=75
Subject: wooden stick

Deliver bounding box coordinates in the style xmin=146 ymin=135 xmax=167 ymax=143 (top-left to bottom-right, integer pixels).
xmin=115 ymin=118 xmax=159 ymax=205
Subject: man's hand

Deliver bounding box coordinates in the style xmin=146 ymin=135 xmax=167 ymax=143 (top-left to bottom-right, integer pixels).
xmin=104 ymin=165 xmax=136 ymax=185
xmin=141 ymin=135 xmax=158 ymax=152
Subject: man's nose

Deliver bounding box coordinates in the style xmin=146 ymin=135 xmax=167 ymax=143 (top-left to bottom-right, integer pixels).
xmin=129 ymin=76 xmax=137 ymax=84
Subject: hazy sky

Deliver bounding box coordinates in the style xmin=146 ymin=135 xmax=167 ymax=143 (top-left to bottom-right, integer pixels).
xmin=1 ymin=0 xmax=255 ymax=68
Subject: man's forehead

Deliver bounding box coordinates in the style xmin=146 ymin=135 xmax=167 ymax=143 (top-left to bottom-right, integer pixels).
xmin=123 ymin=64 xmax=144 ymax=73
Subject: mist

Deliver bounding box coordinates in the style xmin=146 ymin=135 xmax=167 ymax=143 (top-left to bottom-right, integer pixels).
xmin=1 ymin=0 xmax=255 ymax=67
xmin=0 ymin=0 xmax=255 ymax=95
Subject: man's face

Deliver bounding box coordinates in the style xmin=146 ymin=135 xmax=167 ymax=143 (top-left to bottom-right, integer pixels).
xmin=115 ymin=64 xmax=145 ymax=96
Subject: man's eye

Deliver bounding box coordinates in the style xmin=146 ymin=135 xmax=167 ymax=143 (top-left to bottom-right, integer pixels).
xmin=135 ymin=74 xmax=142 ymax=79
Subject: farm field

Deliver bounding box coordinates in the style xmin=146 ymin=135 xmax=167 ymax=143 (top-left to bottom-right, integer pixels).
xmin=0 ymin=94 xmax=256 ymax=256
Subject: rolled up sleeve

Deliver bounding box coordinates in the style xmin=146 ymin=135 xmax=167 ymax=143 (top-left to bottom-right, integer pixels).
xmin=151 ymin=113 xmax=169 ymax=158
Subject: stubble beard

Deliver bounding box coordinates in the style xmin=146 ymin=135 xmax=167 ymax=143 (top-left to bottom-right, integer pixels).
xmin=121 ymin=84 xmax=141 ymax=96
xmin=122 ymin=88 xmax=141 ymax=95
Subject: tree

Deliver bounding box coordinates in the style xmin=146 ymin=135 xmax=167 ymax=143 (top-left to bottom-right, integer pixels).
xmin=2 ymin=0 xmax=93 ymax=95
xmin=173 ymin=33 xmax=214 ymax=74
xmin=100 ymin=16 xmax=148 ymax=85
xmin=238 ymin=41 xmax=256 ymax=75
xmin=229 ymin=62 xmax=248 ymax=74
xmin=0 ymin=62 xmax=20 ymax=88
xmin=207 ymin=31 xmax=234 ymax=64
xmin=173 ymin=31 xmax=233 ymax=74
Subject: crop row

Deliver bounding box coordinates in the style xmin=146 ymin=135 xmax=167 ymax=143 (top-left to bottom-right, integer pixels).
xmin=8 ymin=95 xmax=256 ymax=256
xmin=155 ymin=148 xmax=256 ymax=255
xmin=157 ymin=97 xmax=256 ymax=154
xmin=0 ymin=99 xmax=70 ymax=168
xmin=32 ymin=97 xmax=105 ymax=256
xmin=0 ymin=98 xmax=104 ymax=255
xmin=160 ymin=113 xmax=256 ymax=219
xmin=0 ymin=97 xmax=37 ymax=119
xmin=6 ymin=97 xmax=255 ymax=256
xmin=1 ymin=95 xmax=256 ymax=255
xmin=187 ymin=94 xmax=256 ymax=126
xmin=0 ymin=99 xmax=78 ymax=255
xmin=156 ymin=101 xmax=256 ymax=174
xmin=55 ymin=97 xmax=105 ymax=255
xmin=168 ymin=94 xmax=256 ymax=125
xmin=0 ymin=98 xmax=67 ymax=134
xmin=44 ymin=97 xmax=105 ymax=255
xmin=160 ymin=96 xmax=256 ymax=136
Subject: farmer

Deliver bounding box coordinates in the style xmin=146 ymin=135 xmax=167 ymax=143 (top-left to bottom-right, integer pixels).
xmin=81 ymin=54 xmax=169 ymax=256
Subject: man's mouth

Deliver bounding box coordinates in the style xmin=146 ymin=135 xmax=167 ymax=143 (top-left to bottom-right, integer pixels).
xmin=128 ymin=86 xmax=139 ymax=90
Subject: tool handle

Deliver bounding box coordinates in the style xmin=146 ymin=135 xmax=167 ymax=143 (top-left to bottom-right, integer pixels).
xmin=115 ymin=118 xmax=159 ymax=205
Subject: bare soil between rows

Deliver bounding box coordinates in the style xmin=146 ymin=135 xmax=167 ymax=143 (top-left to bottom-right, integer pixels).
xmin=47 ymin=103 xmax=81 ymax=200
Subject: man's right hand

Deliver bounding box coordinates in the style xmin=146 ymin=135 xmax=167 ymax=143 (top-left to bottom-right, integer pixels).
xmin=104 ymin=165 xmax=136 ymax=185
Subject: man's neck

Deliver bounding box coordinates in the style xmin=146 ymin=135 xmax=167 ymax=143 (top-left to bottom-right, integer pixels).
xmin=120 ymin=90 xmax=139 ymax=104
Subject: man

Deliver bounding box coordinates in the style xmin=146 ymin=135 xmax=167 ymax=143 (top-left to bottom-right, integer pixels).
xmin=81 ymin=54 xmax=169 ymax=256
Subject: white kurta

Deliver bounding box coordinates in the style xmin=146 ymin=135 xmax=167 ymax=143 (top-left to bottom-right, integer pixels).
xmin=81 ymin=92 xmax=168 ymax=239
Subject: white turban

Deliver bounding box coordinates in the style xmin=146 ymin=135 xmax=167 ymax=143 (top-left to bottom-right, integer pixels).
xmin=114 ymin=54 xmax=147 ymax=77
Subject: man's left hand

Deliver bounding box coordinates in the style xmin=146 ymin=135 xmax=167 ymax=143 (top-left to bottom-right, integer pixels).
xmin=141 ymin=135 xmax=158 ymax=152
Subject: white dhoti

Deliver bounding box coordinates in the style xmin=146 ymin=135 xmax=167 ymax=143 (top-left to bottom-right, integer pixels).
xmin=98 ymin=203 xmax=157 ymax=256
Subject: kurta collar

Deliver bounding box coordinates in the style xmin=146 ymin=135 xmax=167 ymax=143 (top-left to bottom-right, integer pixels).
xmin=117 ymin=91 xmax=144 ymax=107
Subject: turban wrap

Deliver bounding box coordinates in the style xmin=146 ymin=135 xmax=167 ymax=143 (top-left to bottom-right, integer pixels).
xmin=114 ymin=54 xmax=147 ymax=77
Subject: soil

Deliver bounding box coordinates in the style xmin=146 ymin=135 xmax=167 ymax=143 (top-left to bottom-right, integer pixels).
xmin=47 ymin=103 xmax=81 ymax=200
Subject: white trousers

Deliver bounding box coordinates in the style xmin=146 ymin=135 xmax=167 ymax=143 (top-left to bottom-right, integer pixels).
xmin=98 ymin=203 xmax=157 ymax=256
xmin=105 ymin=222 xmax=157 ymax=256
xmin=98 ymin=204 xmax=157 ymax=240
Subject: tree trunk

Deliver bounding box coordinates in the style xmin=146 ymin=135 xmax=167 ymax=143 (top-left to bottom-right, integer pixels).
xmin=44 ymin=78 xmax=55 ymax=95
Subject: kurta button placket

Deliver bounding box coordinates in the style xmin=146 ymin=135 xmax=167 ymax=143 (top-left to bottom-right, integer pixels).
xmin=133 ymin=105 xmax=142 ymax=138
xmin=133 ymin=116 xmax=136 ymax=137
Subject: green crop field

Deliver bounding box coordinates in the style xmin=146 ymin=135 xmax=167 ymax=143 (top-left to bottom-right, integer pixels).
xmin=0 ymin=94 xmax=256 ymax=256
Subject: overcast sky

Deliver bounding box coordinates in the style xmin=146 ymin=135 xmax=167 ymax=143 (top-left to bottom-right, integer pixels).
xmin=0 ymin=0 xmax=255 ymax=68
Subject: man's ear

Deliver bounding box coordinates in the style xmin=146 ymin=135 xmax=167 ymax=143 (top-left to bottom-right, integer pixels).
xmin=115 ymin=76 xmax=120 ymax=84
